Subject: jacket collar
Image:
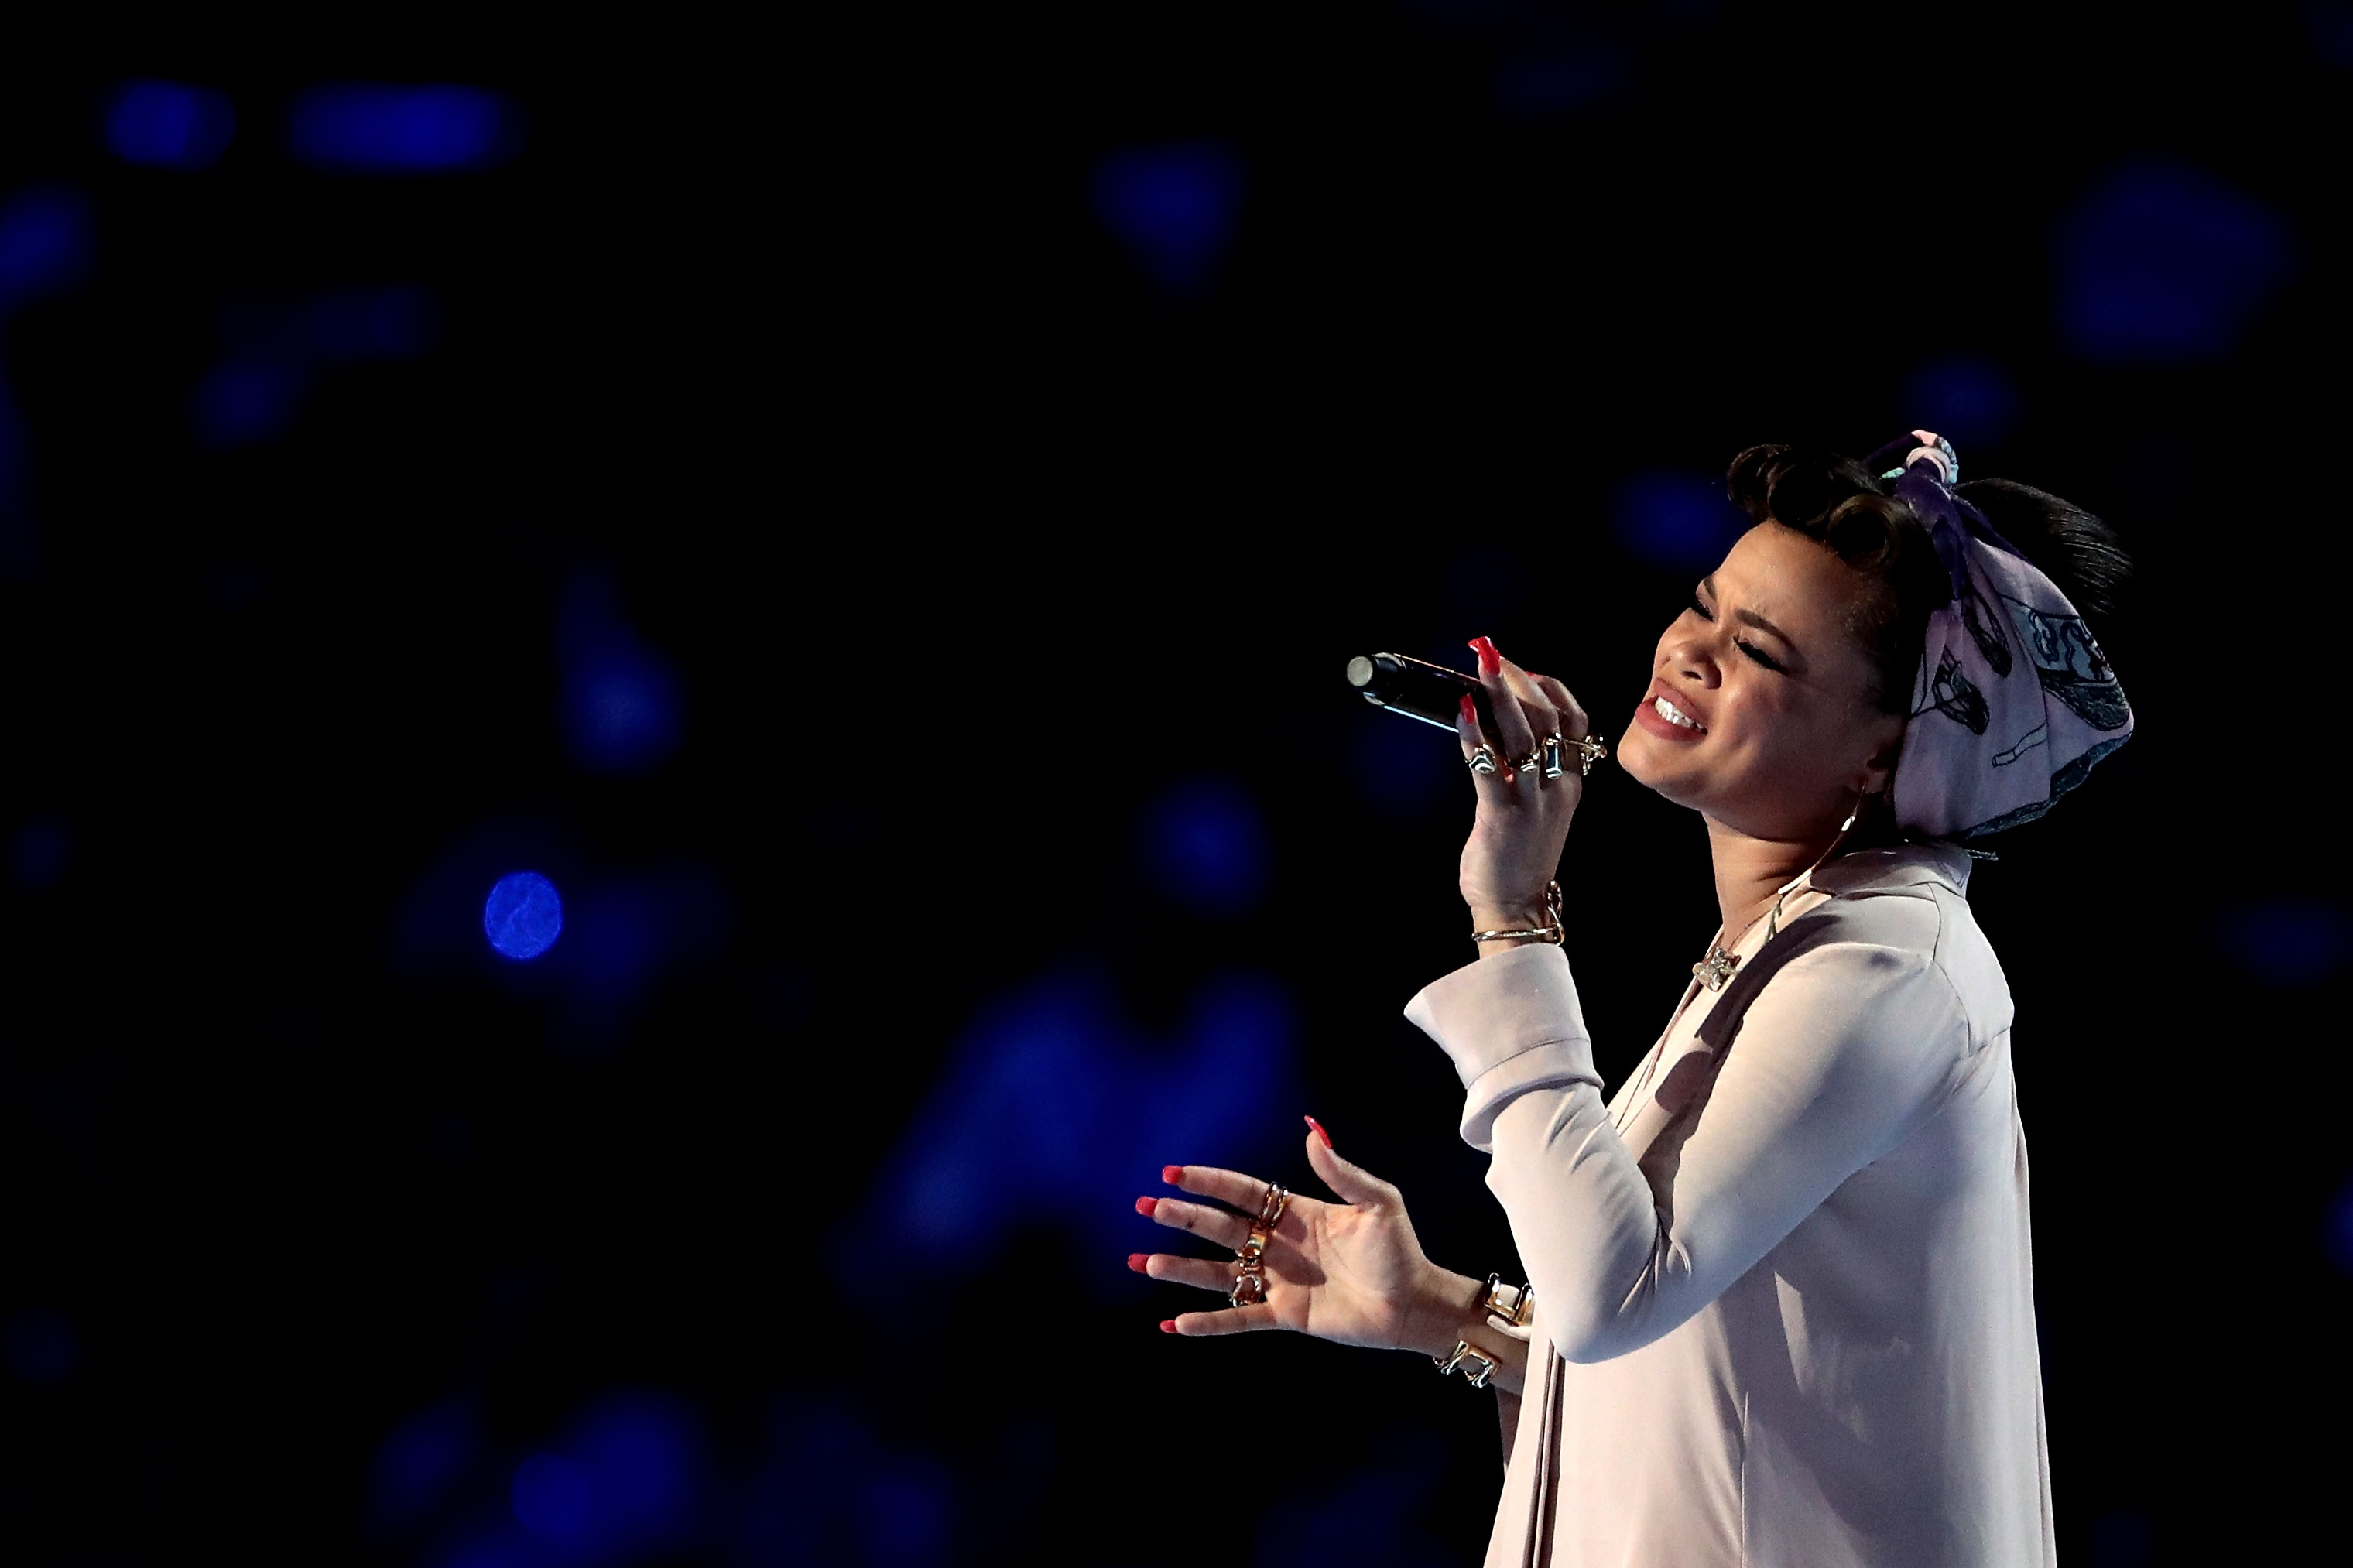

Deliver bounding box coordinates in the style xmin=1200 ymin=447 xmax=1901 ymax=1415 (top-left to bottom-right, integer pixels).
xmin=1802 ymin=840 xmax=1973 ymax=901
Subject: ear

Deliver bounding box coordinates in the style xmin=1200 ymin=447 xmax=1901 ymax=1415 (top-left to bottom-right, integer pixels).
xmin=1853 ymin=719 xmax=1906 ymax=796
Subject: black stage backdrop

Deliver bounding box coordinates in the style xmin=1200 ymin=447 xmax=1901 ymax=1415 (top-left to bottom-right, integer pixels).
xmin=0 ymin=9 xmax=2338 ymax=1565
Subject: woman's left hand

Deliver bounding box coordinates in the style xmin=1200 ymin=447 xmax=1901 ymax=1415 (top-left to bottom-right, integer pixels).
xmin=1458 ymin=636 xmax=1591 ymax=936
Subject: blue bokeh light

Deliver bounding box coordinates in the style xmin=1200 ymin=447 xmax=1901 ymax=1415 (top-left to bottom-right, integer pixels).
xmin=194 ymin=360 xmax=310 ymax=450
xmin=104 ymin=80 xmax=236 ymax=169
xmin=840 ymin=965 xmax=1296 ymax=1292
xmin=1140 ymin=775 xmax=1269 ymax=916
xmin=2324 ymin=1171 xmax=2353 ymax=1277
xmin=2 ymin=1306 xmax=80 ymax=1386
xmin=508 ymin=1392 xmax=703 ymax=1553
xmin=1899 ymin=353 xmax=2022 ymax=449
xmin=483 ymin=871 xmax=563 ymax=961
xmin=9 ymin=813 xmax=73 ymax=892
xmin=1611 ymin=469 xmax=1746 ymax=571
xmin=512 ymin=1453 xmax=594 ymax=1543
xmin=2207 ymin=898 xmax=2351 ymax=988
xmin=0 ymin=186 xmax=94 ymax=311
xmin=2054 ymin=159 xmax=2295 ymax=365
xmin=1090 ymin=141 xmax=1245 ymax=295
xmin=289 ymin=84 xmax=521 ymax=173
xmin=561 ymin=649 xmax=687 ymax=775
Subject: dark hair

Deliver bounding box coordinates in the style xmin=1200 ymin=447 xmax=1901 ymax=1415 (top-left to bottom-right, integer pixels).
xmin=1725 ymin=444 xmax=2131 ymax=715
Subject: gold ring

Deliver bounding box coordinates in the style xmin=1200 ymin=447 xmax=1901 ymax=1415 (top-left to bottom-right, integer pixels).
xmin=1228 ymin=1268 xmax=1266 ymax=1306
xmin=1235 ymin=1223 xmax=1270 ymax=1267
xmin=1255 ymin=1184 xmax=1290 ymax=1229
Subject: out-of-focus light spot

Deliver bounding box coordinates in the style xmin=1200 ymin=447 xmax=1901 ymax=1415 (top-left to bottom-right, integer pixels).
xmin=193 ymin=360 xmax=311 ymax=450
xmin=104 ymin=80 xmax=235 ymax=169
xmin=561 ymin=647 xmax=687 ymax=775
xmin=512 ymin=1453 xmax=594 ymax=1543
xmin=369 ymin=1400 xmax=478 ymax=1532
xmin=510 ymin=1392 xmax=704 ymax=1553
xmin=1492 ymin=45 xmax=1634 ymax=122
xmin=1090 ymin=140 xmax=1245 ymax=295
xmin=9 ymin=813 xmax=72 ymax=892
xmin=289 ymin=84 xmax=521 ymax=173
xmin=856 ymin=1454 xmax=954 ymax=1568
xmin=842 ymin=966 xmax=1296 ymax=1292
xmin=2054 ymin=160 xmax=2295 ymax=365
xmin=1611 ymin=469 xmax=1745 ymax=571
xmin=2 ymin=1306 xmax=80 ymax=1386
xmin=305 ymin=286 xmax=441 ymax=361
xmin=2303 ymin=0 xmax=2353 ymax=69
xmin=2208 ymin=898 xmax=2351 ymax=988
xmin=1899 ymin=354 xmax=2022 ymax=449
xmin=1140 ymin=775 xmax=1269 ymax=916
xmin=484 ymin=871 xmax=563 ymax=960
xmin=0 ymin=187 xmax=94 ymax=311
xmin=2086 ymin=1506 xmax=2157 ymax=1567
xmin=2324 ymin=1171 xmax=2353 ymax=1275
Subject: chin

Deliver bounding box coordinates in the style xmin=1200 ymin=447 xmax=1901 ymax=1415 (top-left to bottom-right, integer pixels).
xmin=1615 ymin=726 xmax=1706 ymax=809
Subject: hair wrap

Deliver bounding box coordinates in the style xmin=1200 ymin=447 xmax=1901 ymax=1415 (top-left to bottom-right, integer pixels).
xmin=1876 ymin=431 xmax=2132 ymax=839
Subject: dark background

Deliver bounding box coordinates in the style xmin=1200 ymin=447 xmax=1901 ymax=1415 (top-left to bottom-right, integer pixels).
xmin=0 ymin=6 xmax=2344 ymax=1565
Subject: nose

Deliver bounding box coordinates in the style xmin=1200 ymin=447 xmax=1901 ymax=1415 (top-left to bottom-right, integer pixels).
xmin=1661 ymin=627 xmax=1721 ymax=687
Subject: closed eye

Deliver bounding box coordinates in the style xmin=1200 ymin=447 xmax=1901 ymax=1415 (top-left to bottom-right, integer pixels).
xmin=1738 ymin=641 xmax=1786 ymax=673
xmin=1689 ymin=593 xmax=1713 ymax=621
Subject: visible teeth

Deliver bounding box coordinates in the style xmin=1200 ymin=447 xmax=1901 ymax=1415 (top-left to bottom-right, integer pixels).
xmin=1655 ymin=696 xmax=1702 ymax=731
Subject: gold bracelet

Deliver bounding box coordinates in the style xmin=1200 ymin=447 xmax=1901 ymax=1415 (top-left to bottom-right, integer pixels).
xmin=1433 ymin=1340 xmax=1498 ymax=1388
xmin=1472 ymin=882 xmax=1564 ymax=945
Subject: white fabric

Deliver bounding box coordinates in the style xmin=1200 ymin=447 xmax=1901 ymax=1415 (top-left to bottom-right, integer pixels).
xmin=1404 ymin=845 xmax=2051 ymax=1568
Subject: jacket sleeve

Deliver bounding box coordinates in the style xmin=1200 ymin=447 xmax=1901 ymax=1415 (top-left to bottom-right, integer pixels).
xmin=1404 ymin=911 xmax=1967 ymax=1364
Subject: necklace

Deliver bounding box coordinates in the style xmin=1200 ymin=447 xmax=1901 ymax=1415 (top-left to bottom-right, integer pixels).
xmin=1692 ymin=891 xmax=1788 ymax=991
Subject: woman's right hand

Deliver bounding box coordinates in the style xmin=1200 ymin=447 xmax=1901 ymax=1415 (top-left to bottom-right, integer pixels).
xmin=1458 ymin=635 xmax=1591 ymax=940
xmin=1133 ymin=1122 xmax=1484 ymax=1361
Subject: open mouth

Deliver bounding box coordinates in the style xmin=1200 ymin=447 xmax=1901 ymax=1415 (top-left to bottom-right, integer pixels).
xmin=1652 ymin=694 xmax=1705 ymax=733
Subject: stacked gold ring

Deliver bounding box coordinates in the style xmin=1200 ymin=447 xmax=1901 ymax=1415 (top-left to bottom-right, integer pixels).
xmin=1228 ymin=1183 xmax=1288 ymax=1307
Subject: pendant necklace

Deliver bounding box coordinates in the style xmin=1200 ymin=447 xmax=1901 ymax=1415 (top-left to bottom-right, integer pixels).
xmin=1691 ymin=806 xmax=1868 ymax=992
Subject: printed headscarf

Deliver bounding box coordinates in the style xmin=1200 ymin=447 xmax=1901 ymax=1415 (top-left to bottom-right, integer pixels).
xmin=1873 ymin=431 xmax=2132 ymax=840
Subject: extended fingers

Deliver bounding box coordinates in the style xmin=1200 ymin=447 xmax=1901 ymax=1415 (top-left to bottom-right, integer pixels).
xmin=1166 ymin=1303 xmax=1281 ymax=1337
xmin=1133 ymin=1252 xmax=1242 ymax=1294
xmin=1142 ymin=1194 xmax=1252 ymax=1251
xmin=1163 ymin=1162 xmax=1286 ymax=1218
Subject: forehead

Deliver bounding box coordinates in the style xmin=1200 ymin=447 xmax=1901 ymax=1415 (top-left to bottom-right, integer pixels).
xmin=1713 ymin=522 xmax=1880 ymax=633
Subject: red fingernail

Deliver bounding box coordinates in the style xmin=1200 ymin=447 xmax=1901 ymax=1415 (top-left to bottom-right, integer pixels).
xmin=1128 ymin=1253 xmax=1149 ymax=1273
xmin=1305 ymin=1114 xmax=1333 ymax=1149
xmin=1458 ymin=693 xmax=1476 ymax=723
xmin=1159 ymin=1320 xmax=1178 ymax=1333
xmin=1135 ymin=1197 xmax=1159 ymax=1217
xmin=1471 ymin=636 xmax=1502 ymax=676
xmin=1162 ymin=1165 xmax=1183 ymax=1184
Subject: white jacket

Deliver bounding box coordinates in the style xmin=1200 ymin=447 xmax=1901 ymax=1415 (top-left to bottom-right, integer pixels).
xmin=1406 ymin=844 xmax=2051 ymax=1567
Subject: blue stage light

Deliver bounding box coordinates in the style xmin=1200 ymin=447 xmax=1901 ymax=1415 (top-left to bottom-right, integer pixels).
xmin=2324 ymin=1173 xmax=2353 ymax=1276
xmin=2208 ymin=898 xmax=2351 ymax=988
xmin=289 ymin=84 xmax=520 ymax=173
xmin=305 ymin=286 xmax=442 ymax=361
xmin=2 ymin=1306 xmax=79 ymax=1386
xmin=9 ymin=813 xmax=72 ymax=892
xmin=1611 ymin=469 xmax=1746 ymax=571
xmin=483 ymin=871 xmax=563 ymax=960
xmin=511 ymin=1453 xmax=594 ymax=1543
xmin=104 ymin=80 xmax=235 ymax=169
xmin=1141 ymin=775 xmax=1268 ymax=916
xmin=1900 ymin=354 xmax=2022 ymax=448
xmin=2055 ymin=160 xmax=2295 ymax=365
xmin=0 ymin=187 xmax=93 ymax=312
xmin=560 ymin=647 xmax=686 ymax=775
xmin=1090 ymin=141 xmax=1245 ymax=295
xmin=192 ymin=360 xmax=310 ymax=450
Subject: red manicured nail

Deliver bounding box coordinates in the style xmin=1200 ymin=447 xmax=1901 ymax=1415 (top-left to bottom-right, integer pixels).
xmin=1159 ymin=1320 xmax=1179 ymax=1333
xmin=1135 ymin=1197 xmax=1159 ymax=1217
xmin=1458 ymin=693 xmax=1476 ymax=724
xmin=1162 ymin=1165 xmax=1183 ymax=1185
xmin=1304 ymin=1114 xmax=1333 ymax=1149
xmin=1471 ymin=636 xmax=1502 ymax=676
xmin=1128 ymin=1253 xmax=1149 ymax=1273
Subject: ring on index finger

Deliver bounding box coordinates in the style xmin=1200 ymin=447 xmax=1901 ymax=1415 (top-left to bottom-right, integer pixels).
xmin=1255 ymin=1183 xmax=1290 ymax=1229
xmin=1467 ymin=745 xmax=1498 ymax=775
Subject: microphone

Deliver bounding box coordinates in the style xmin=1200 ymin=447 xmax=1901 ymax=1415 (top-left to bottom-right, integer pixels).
xmin=1344 ymin=652 xmax=1494 ymax=734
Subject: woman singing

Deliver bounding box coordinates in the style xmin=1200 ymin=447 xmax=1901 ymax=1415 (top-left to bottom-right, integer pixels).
xmin=1132 ymin=434 xmax=2130 ymax=1566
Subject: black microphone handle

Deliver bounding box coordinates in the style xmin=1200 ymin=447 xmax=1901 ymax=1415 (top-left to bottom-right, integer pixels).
xmin=1344 ymin=652 xmax=1496 ymax=735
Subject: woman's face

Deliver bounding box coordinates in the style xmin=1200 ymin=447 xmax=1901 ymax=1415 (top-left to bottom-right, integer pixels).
xmin=1618 ymin=522 xmax=1908 ymax=842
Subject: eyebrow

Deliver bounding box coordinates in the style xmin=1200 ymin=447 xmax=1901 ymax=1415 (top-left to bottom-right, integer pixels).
xmin=1699 ymin=577 xmax=1802 ymax=652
